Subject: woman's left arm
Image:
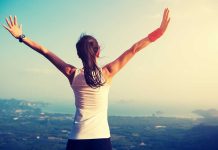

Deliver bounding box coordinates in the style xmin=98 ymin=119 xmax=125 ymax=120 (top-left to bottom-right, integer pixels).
xmin=103 ymin=8 xmax=170 ymax=79
xmin=2 ymin=16 xmax=76 ymax=79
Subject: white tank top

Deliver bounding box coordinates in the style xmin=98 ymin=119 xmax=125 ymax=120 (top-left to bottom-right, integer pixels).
xmin=68 ymin=68 xmax=111 ymax=139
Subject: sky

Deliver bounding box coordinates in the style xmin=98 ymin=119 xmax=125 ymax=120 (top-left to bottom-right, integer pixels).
xmin=1 ymin=0 xmax=218 ymax=116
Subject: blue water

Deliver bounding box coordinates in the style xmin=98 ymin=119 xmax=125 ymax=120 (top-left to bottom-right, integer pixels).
xmin=41 ymin=101 xmax=198 ymax=118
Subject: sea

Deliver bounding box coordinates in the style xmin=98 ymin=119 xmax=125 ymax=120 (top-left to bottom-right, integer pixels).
xmin=40 ymin=100 xmax=199 ymax=118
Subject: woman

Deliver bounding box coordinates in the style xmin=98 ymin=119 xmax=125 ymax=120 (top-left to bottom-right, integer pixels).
xmin=3 ymin=8 xmax=170 ymax=150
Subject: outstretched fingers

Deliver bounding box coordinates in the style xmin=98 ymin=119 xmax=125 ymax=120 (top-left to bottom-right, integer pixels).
xmin=163 ymin=18 xmax=170 ymax=33
xmin=5 ymin=18 xmax=12 ymax=28
xmin=4 ymin=15 xmax=18 ymax=29
xmin=160 ymin=8 xmax=170 ymax=32
xmin=3 ymin=15 xmax=23 ymax=38
xmin=14 ymin=16 xmax=17 ymax=25
xmin=9 ymin=15 xmax=14 ymax=26
xmin=164 ymin=8 xmax=169 ymax=21
xmin=2 ymin=24 xmax=10 ymax=31
xmin=147 ymin=8 xmax=170 ymax=42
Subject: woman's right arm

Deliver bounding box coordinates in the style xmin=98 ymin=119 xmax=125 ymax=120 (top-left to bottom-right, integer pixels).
xmin=2 ymin=16 xmax=76 ymax=80
xmin=103 ymin=8 xmax=170 ymax=80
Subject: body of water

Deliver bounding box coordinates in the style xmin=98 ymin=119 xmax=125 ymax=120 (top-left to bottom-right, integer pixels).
xmin=41 ymin=101 xmax=199 ymax=118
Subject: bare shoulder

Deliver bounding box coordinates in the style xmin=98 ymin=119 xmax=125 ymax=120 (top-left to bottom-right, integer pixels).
xmin=102 ymin=66 xmax=112 ymax=84
xmin=65 ymin=64 xmax=76 ymax=75
xmin=66 ymin=65 xmax=77 ymax=84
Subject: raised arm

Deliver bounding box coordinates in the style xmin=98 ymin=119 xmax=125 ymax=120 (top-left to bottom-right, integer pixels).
xmin=103 ymin=8 xmax=170 ymax=79
xmin=2 ymin=16 xmax=76 ymax=80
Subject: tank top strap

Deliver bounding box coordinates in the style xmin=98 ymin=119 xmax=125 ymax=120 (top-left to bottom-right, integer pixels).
xmin=71 ymin=68 xmax=81 ymax=85
xmin=74 ymin=68 xmax=81 ymax=76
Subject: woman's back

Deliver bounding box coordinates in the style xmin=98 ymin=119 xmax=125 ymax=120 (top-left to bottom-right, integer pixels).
xmin=69 ymin=68 xmax=111 ymax=139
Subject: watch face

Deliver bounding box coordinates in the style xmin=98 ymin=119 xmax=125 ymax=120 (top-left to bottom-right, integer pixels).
xmin=21 ymin=34 xmax=25 ymax=38
xmin=19 ymin=34 xmax=25 ymax=42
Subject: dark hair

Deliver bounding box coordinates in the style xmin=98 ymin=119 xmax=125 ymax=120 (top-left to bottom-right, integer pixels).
xmin=76 ymin=34 xmax=104 ymax=88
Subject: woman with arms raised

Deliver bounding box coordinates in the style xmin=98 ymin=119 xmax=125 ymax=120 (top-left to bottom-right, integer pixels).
xmin=3 ymin=8 xmax=170 ymax=150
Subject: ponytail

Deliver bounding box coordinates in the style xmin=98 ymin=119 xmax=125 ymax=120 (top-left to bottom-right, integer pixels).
xmin=76 ymin=34 xmax=104 ymax=88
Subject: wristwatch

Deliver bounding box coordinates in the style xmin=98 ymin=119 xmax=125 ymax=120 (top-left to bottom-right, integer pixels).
xmin=18 ymin=34 xmax=26 ymax=42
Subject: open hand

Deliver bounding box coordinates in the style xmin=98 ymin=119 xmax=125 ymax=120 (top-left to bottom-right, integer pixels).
xmin=148 ymin=8 xmax=170 ymax=42
xmin=159 ymin=8 xmax=170 ymax=34
xmin=2 ymin=16 xmax=22 ymax=38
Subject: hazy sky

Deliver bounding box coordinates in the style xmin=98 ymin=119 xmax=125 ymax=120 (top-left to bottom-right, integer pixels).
xmin=1 ymin=0 xmax=218 ymax=115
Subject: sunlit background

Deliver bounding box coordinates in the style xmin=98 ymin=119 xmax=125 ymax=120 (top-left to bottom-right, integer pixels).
xmin=1 ymin=0 xmax=218 ymax=117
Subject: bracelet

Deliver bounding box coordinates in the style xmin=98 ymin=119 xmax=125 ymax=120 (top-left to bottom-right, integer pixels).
xmin=147 ymin=28 xmax=163 ymax=42
xmin=18 ymin=34 xmax=26 ymax=43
